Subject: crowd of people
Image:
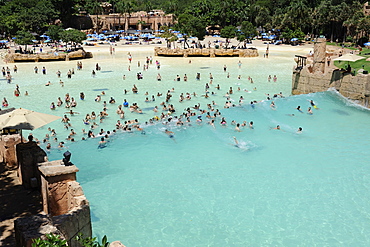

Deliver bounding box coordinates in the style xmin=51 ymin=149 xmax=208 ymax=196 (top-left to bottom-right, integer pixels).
xmin=1 ymin=50 xmax=315 ymax=151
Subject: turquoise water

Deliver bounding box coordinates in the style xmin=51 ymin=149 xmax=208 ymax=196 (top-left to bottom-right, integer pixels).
xmin=48 ymin=91 xmax=370 ymax=246
xmin=2 ymin=45 xmax=370 ymax=246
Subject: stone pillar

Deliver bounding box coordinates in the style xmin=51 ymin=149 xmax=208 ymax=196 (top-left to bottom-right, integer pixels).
xmin=312 ymin=38 xmax=326 ymax=73
xmin=138 ymin=17 xmax=142 ymax=31
xmin=125 ymin=15 xmax=130 ymax=31
xmin=38 ymin=160 xmax=79 ymax=216
xmin=16 ymin=142 xmax=47 ymax=189
xmin=0 ymin=134 xmax=22 ymax=168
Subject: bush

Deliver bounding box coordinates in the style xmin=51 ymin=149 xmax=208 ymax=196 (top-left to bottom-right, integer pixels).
xmin=32 ymin=233 xmax=109 ymax=247
xmin=32 ymin=234 xmax=67 ymax=247
xmin=346 ymin=36 xmax=353 ymax=43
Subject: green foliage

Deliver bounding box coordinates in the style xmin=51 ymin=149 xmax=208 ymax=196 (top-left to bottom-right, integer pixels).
xmin=220 ymin=25 xmax=237 ymax=48
xmin=239 ymin=21 xmax=257 ymax=40
xmin=346 ymin=36 xmax=353 ymax=43
xmin=31 ymin=233 xmax=68 ymax=247
xmin=15 ymin=30 xmax=34 ymax=45
xmin=281 ymin=28 xmax=305 ymax=40
xmin=0 ymin=0 xmax=366 ymax=42
xmin=46 ymin=25 xmax=64 ymax=42
xmin=176 ymin=13 xmax=206 ymax=46
xmin=60 ymin=29 xmax=86 ymax=46
xmin=159 ymin=25 xmax=177 ymax=48
xmin=76 ymin=233 xmax=110 ymax=247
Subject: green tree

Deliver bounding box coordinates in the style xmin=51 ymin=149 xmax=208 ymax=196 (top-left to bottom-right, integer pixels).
xmin=176 ymin=13 xmax=206 ymax=48
xmin=46 ymin=25 xmax=64 ymax=42
xmin=159 ymin=25 xmax=177 ymax=48
xmin=60 ymin=29 xmax=86 ymax=49
xmin=240 ymin=21 xmax=257 ymax=41
xmin=220 ymin=25 xmax=236 ymax=48
xmin=15 ymin=30 xmax=34 ymax=51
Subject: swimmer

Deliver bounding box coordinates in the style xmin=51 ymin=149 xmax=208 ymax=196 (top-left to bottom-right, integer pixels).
xmin=65 ymin=109 xmax=79 ymax=115
xmin=271 ymin=125 xmax=280 ymax=130
xmin=98 ymin=137 xmax=107 ymax=149
xmin=309 ymin=100 xmax=319 ymax=109
xmin=296 ymin=106 xmax=303 ymax=113
xmin=233 ymin=136 xmax=240 ymax=148
xmin=307 ymin=107 xmax=313 ymax=115
xmin=297 ymin=127 xmax=303 ymax=133
xmin=164 ymin=129 xmax=176 ymax=142
xmin=270 ymin=101 xmax=276 ymax=109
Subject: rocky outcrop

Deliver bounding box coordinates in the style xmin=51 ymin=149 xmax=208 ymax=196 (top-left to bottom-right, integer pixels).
xmin=5 ymin=49 xmax=93 ymax=63
xmin=154 ymin=47 xmax=258 ymax=57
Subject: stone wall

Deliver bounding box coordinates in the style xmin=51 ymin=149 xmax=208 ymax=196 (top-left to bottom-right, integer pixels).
xmin=5 ymin=50 xmax=93 ymax=63
xmin=0 ymin=134 xmax=22 ymax=168
xmin=16 ymin=141 xmax=48 ymax=189
xmin=292 ymin=37 xmax=370 ymax=108
xmin=15 ymin=160 xmax=92 ymax=247
xmin=154 ymin=47 xmax=259 ymax=58
xmin=292 ymin=67 xmax=370 ymax=107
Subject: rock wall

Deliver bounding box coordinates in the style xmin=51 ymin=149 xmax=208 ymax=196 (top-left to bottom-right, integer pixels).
xmin=0 ymin=134 xmax=22 ymax=168
xmin=312 ymin=38 xmax=326 ymax=73
xmin=154 ymin=47 xmax=259 ymax=58
xmin=292 ymin=37 xmax=370 ymax=108
xmin=292 ymin=67 xmax=370 ymax=107
xmin=15 ymin=160 xmax=92 ymax=247
xmin=16 ymin=141 xmax=47 ymax=189
xmin=5 ymin=50 xmax=93 ymax=63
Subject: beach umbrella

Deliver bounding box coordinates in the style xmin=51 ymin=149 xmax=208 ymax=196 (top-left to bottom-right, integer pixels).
xmin=0 ymin=108 xmax=61 ymax=141
xmin=0 ymin=40 xmax=8 ymax=43
xmin=44 ymin=40 xmax=52 ymax=43
xmin=40 ymin=34 xmax=49 ymax=38
xmin=363 ymin=42 xmax=370 ymax=46
xmin=291 ymin=38 xmax=298 ymax=42
xmin=333 ymin=54 xmax=364 ymax=62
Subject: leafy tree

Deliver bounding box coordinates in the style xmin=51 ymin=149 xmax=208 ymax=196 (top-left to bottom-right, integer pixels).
xmin=46 ymin=25 xmax=64 ymax=42
xmin=159 ymin=25 xmax=177 ymax=48
xmin=15 ymin=30 xmax=34 ymax=51
xmin=176 ymin=13 xmax=206 ymax=48
xmin=60 ymin=29 xmax=86 ymax=48
xmin=240 ymin=21 xmax=257 ymax=42
xmin=220 ymin=25 xmax=236 ymax=48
